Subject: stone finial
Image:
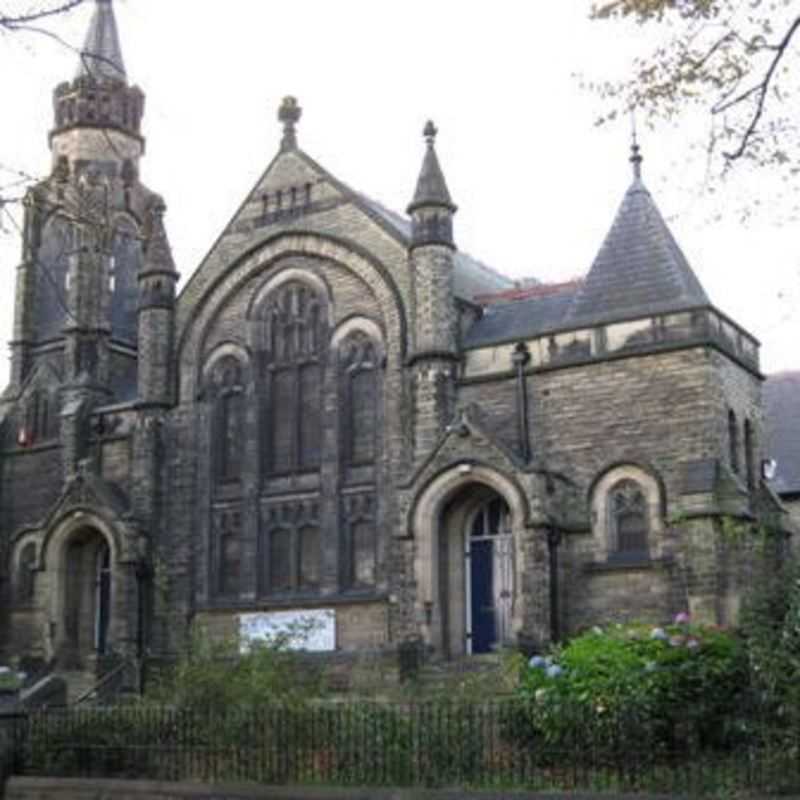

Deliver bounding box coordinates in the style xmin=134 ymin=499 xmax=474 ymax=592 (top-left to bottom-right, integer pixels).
xmin=630 ymin=114 xmax=643 ymax=180
xmin=423 ymin=120 xmax=438 ymax=146
xmin=278 ymin=96 xmax=302 ymax=151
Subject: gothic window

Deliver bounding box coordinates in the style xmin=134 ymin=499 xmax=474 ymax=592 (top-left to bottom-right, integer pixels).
xmin=728 ymin=409 xmax=739 ymax=474
xmin=16 ymin=543 xmax=36 ymax=605
xmin=210 ymin=356 xmax=245 ymax=486
xmin=33 ymin=216 xmax=75 ymax=342
xmin=261 ymin=282 xmax=326 ymax=475
xmin=110 ymin=218 xmax=142 ymax=343
xmin=215 ymin=510 xmax=242 ymax=598
xmin=608 ymin=480 xmax=649 ymax=558
xmin=260 ymin=501 xmax=321 ymax=595
xmin=339 ymin=332 xmax=380 ymax=467
xmin=342 ymin=494 xmax=376 ymax=591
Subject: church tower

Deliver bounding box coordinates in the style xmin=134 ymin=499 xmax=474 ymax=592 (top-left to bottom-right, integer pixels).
xmin=6 ymin=0 xmax=174 ymax=466
xmin=408 ymin=122 xmax=459 ymax=461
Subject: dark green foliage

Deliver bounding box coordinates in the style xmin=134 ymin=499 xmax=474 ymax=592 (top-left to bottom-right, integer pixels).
xmin=515 ymin=620 xmax=747 ymax=752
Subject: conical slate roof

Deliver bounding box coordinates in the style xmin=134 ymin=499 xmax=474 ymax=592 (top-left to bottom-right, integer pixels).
xmin=76 ymin=0 xmax=127 ymax=83
xmin=408 ymin=121 xmax=456 ymax=213
xmin=568 ymin=173 xmax=710 ymax=325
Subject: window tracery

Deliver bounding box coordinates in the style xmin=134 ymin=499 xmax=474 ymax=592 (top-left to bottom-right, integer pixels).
xmin=260 ymin=282 xmax=326 ymax=475
xmin=260 ymin=500 xmax=321 ymax=595
xmin=608 ymin=479 xmax=649 ymax=558
xmin=339 ymin=331 xmax=380 ymax=467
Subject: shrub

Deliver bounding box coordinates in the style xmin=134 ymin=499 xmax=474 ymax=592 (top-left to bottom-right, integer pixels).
xmin=515 ymin=616 xmax=747 ymax=754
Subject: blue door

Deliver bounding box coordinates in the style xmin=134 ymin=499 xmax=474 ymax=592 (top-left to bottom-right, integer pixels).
xmin=466 ymin=496 xmax=513 ymax=654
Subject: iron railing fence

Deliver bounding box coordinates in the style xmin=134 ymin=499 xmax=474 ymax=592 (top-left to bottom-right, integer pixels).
xmin=2 ymin=700 xmax=800 ymax=795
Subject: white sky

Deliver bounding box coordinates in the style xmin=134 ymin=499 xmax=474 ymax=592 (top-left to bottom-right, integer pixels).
xmin=0 ymin=0 xmax=797 ymax=385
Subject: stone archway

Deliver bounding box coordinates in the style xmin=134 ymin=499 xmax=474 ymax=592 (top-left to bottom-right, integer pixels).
xmin=42 ymin=512 xmax=132 ymax=669
xmin=410 ymin=465 xmax=537 ymax=658
xmin=61 ymin=528 xmax=112 ymax=666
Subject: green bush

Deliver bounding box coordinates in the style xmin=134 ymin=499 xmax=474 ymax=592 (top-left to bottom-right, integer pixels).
xmin=146 ymin=622 xmax=324 ymax=713
xmin=515 ymin=616 xmax=747 ymax=753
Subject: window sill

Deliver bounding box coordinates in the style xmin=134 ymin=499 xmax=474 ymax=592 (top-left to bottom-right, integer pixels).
xmin=204 ymin=591 xmax=387 ymax=612
xmin=583 ymin=555 xmax=674 ymax=574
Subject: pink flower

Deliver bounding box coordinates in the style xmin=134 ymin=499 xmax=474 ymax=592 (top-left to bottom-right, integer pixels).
xmin=674 ymin=612 xmax=690 ymax=625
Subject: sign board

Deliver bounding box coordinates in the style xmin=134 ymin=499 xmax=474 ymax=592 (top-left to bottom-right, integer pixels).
xmin=238 ymin=609 xmax=336 ymax=653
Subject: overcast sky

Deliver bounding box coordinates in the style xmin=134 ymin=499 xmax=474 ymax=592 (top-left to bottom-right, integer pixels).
xmin=0 ymin=0 xmax=797 ymax=385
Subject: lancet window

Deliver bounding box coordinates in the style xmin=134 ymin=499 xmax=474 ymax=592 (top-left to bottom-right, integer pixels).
xmin=210 ymin=356 xmax=245 ymax=486
xmin=260 ymin=282 xmax=326 ymax=475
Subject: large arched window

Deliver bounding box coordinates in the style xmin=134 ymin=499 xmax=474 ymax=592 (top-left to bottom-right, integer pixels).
xmin=608 ymin=479 xmax=649 ymax=559
xmin=339 ymin=331 xmax=380 ymax=467
xmin=209 ymin=356 xmax=245 ymax=486
xmin=109 ymin=217 xmax=142 ymax=343
xmin=260 ymin=281 xmax=327 ymax=475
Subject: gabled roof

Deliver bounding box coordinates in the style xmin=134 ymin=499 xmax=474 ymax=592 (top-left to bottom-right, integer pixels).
xmin=76 ymin=0 xmax=127 ymax=83
xmin=765 ymin=371 xmax=800 ymax=495
xmin=566 ymin=176 xmax=710 ymax=326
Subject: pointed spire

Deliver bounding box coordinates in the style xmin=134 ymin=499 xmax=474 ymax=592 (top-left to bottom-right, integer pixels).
xmin=567 ymin=155 xmax=710 ymax=327
xmin=408 ymin=121 xmax=456 ymax=214
xmin=278 ymin=96 xmax=302 ymax=151
xmin=76 ymin=0 xmax=127 ymax=83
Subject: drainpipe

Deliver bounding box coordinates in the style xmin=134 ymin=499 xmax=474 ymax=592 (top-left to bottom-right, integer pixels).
xmin=512 ymin=343 xmax=531 ymax=462
xmin=547 ymin=528 xmax=562 ymax=644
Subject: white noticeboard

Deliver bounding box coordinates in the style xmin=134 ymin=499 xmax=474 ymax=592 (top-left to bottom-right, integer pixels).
xmin=238 ymin=609 xmax=336 ymax=653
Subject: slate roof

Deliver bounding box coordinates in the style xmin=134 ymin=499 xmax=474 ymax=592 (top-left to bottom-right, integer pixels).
xmin=764 ymin=371 xmax=800 ymax=495
xmin=76 ymin=0 xmax=127 ymax=83
xmin=408 ymin=123 xmax=456 ymax=213
xmin=566 ymin=177 xmax=710 ymax=326
xmin=463 ymin=281 xmax=583 ymax=348
xmin=356 ymin=194 xmax=513 ymax=301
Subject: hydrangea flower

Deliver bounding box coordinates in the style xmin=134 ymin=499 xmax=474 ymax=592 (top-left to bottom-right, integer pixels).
xmin=534 ymin=688 xmax=548 ymax=702
xmin=644 ymin=660 xmax=657 ymax=673
xmin=686 ymin=638 xmax=700 ymax=650
xmin=674 ymin=612 xmax=691 ymax=625
xmin=528 ymin=655 xmax=547 ymax=669
xmin=592 ymin=625 xmax=603 ymax=635
xmin=546 ymin=664 xmax=564 ymax=678
xmin=650 ymin=627 xmax=668 ymax=641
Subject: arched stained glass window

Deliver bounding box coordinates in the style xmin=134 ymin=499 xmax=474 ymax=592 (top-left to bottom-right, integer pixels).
xmin=609 ymin=480 xmax=649 ymax=558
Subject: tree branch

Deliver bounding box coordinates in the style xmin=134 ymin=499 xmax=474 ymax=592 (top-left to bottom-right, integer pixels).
xmin=716 ymin=14 xmax=800 ymax=162
xmin=0 ymin=0 xmax=85 ymax=29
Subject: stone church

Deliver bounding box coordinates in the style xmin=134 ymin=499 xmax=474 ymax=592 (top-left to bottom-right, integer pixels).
xmin=0 ymin=0 xmax=794 ymax=677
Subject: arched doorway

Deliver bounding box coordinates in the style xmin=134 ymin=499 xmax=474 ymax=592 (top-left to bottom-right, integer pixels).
xmin=435 ymin=484 xmax=516 ymax=658
xmin=466 ymin=495 xmax=513 ymax=654
xmin=62 ymin=528 xmax=113 ymax=665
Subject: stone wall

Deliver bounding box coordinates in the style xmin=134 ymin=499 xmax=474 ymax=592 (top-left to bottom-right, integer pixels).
xmin=2 ymin=777 xmax=682 ymax=800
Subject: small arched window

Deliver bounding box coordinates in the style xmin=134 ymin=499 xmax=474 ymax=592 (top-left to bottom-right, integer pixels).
xmin=728 ymin=409 xmax=739 ymax=474
xmin=609 ymin=479 xmax=649 ymax=559
xmin=339 ymin=331 xmax=380 ymax=467
xmin=16 ymin=543 xmax=37 ymax=605
xmin=210 ymin=356 xmax=245 ymax=486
